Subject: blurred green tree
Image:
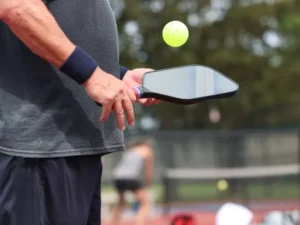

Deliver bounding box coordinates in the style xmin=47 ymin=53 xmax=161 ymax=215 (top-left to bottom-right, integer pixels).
xmin=113 ymin=0 xmax=300 ymax=130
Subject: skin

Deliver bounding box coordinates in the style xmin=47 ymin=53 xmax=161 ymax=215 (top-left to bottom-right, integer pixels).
xmin=110 ymin=143 xmax=154 ymax=225
xmin=122 ymin=69 xmax=160 ymax=106
xmin=0 ymin=0 xmax=159 ymax=130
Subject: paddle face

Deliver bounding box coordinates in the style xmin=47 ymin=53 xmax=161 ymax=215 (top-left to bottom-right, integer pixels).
xmin=134 ymin=65 xmax=239 ymax=105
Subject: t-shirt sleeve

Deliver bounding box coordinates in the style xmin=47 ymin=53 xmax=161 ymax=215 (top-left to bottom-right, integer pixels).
xmin=119 ymin=66 xmax=128 ymax=80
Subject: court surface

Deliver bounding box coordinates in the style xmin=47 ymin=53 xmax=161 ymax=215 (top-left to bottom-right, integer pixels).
xmin=101 ymin=199 xmax=300 ymax=225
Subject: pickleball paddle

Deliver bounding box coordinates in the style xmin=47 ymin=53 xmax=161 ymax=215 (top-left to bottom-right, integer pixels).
xmin=131 ymin=65 xmax=239 ymax=105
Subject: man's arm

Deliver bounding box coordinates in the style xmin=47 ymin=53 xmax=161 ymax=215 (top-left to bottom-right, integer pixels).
xmin=0 ymin=0 xmax=128 ymax=78
xmin=0 ymin=0 xmax=75 ymax=68
xmin=0 ymin=0 xmax=136 ymax=129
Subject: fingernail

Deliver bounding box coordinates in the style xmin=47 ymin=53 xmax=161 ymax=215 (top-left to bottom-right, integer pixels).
xmin=122 ymin=126 xmax=125 ymax=131
xmin=130 ymin=121 xmax=135 ymax=126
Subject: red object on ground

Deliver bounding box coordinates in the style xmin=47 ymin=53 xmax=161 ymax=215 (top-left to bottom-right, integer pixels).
xmin=171 ymin=213 xmax=195 ymax=225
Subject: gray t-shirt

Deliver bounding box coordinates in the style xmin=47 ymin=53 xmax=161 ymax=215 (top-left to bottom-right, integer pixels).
xmin=0 ymin=0 xmax=125 ymax=157
xmin=113 ymin=148 xmax=145 ymax=180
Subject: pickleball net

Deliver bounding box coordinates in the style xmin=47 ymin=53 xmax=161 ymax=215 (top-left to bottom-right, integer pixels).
xmin=162 ymin=164 xmax=300 ymax=216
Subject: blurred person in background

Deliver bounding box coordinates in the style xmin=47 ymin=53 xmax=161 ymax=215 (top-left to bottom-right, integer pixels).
xmin=260 ymin=210 xmax=299 ymax=225
xmin=110 ymin=137 xmax=154 ymax=225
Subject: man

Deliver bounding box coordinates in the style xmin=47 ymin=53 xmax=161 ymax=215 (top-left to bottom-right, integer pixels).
xmin=110 ymin=137 xmax=154 ymax=225
xmin=0 ymin=1 xmax=157 ymax=225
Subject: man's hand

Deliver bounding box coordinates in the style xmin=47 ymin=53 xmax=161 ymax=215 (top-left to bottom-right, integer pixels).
xmin=84 ymin=68 xmax=136 ymax=130
xmin=122 ymin=68 xmax=160 ymax=106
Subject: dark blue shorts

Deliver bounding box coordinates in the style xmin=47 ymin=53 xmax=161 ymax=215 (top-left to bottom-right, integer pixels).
xmin=114 ymin=179 xmax=143 ymax=192
xmin=0 ymin=153 xmax=102 ymax=225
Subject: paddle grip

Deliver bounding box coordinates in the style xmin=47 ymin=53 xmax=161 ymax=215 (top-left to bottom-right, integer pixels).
xmin=132 ymin=87 xmax=143 ymax=99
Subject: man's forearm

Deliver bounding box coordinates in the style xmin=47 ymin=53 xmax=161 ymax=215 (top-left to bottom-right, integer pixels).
xmin=0 ymin=1 xmax=75 ymax=68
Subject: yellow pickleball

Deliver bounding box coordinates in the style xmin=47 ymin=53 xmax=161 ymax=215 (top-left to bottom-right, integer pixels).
xmin=162 ymin=21 xmax=189 ymax=47
xmin=217 ymin=179 xmax=229 ymax=191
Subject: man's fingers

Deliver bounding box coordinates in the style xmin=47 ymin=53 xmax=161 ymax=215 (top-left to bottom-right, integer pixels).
xmin=122 ymin=97 xmax=135 ymax=126
xmin=138 ymin=98 xmax=152 ymax=106
xmin=113 ymin=100 xmax=125 ymax=130
xmin=152 ymin=99 xmax=160 ymax=104
xmin=100 ymin=103 xmax=113 ymax=122
xmin=144 ymin=99 xmax=153 ymax=106
xmin=138 ymin=98 xmax=148 ymax=105
xmin=126 ymin=88 xmax=137 ymax=102
xmin=138 ymin=98 xmax=160 ymax=106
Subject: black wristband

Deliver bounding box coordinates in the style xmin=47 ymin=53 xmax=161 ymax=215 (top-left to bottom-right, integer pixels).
xmin=60 ymin=46 xmax=98 ymax=84
xmin=120 ymin=66 xmax=128 ymax=80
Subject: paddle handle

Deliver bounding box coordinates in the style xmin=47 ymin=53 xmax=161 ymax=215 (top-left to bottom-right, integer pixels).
xmin=132 ymin=86 xmax=143 ymax=99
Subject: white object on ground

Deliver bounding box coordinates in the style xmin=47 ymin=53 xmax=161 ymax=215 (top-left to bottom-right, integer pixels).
xmin=215 ymin=202 xmax=253 ymax=225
